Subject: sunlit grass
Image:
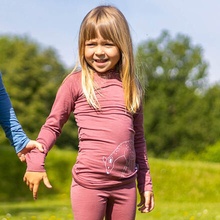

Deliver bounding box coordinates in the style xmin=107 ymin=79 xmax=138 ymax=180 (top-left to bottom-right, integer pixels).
xmin=1 ymin=199 xmax=220 ymax=220
xmin=0 ymin=199 xmax=73 ymax=220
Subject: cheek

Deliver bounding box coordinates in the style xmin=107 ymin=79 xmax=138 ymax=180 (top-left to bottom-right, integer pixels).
xmin=114 ymin=48 xmax=121 ymax=58
xmin=113 ymin=50 xmax=121 ymax=63
xmin=84 ymin=48 xmax=93 ymax=59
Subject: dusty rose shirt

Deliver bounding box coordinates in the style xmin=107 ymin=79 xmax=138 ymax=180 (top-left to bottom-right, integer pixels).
xmin=26 ymin=71 xmax=152 ymax=193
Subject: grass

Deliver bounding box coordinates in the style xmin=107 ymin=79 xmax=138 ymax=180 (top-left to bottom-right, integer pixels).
xmin=0 ymin=148 xmax=220 ymax=219
xmin=0 ymin=199 xmax=220 ymax=220
xmin=0 ymin=199 xmax=73 ymax=220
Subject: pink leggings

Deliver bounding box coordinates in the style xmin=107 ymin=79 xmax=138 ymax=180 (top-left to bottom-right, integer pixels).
xmin=71 ymin=179 xmax=137 ymax=220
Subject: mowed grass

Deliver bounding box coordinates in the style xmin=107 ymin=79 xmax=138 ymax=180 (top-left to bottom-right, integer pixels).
xmin=0 ymin=148 xmax=220 ymax=219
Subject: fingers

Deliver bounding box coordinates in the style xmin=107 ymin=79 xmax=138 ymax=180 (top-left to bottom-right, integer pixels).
xmin=32 ymin=141 xmax=44 ymax=153
xmin=35 ymin=142 xmax=44 ymax=152
xmin=17 ymin=149 xmax=29 ymax=162
xmin=32 ymin=183 xmax=40 ymax=200
xmin=144 ymin=195 xmax=151 ymax=212
xmin=17 ymin=153 xmax=26 ymax=162
xmin=17 ymin=141 xmax=44 ymax=162
xmin=138 ymin=191 xmax=155 ymax=213
xmin=23 ymin=175 xmax=39 ymax=200
xmin=23 ymin=172 xmax=52 ymax=200
xmin=26 ymin=140 xmax=44 ymax=152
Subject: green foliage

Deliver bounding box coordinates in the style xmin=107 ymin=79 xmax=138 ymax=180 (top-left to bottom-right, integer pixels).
xmin=45 ymin=146 xmax=77 ymax=196
xmin=202 ymin=85 xmax=220 ymax=143
xmin=199 ymin=141 xmax=220 ymax=162
xmin=0 ymin=146 xmax=76 ymax=201
xmin=135 ymin=30 xmax=220 ymax=158
xmin=0 ymin=34 xmax=78 ymax=149
xmin=0 ymin=147 xmax=27 ymax=201
xmin=136 ymin=30 xmax=208 ymax=88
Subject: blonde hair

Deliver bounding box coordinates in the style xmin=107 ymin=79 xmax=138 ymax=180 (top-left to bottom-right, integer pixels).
xmin=78 ymin=5 xmax=143 ymax=113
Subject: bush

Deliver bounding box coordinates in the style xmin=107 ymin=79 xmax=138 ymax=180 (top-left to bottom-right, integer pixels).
xmin=0 ymin=146 xmax=77 ymax=201
xmin=200 ymin=141 xmax=220 ymax=162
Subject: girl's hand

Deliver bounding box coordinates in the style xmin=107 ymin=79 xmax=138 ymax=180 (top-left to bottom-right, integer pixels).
xmin=17 ymin=141 xmax=44 ymax=162
xmin=137 ymin=190 xmax=155 ymax=213
xmin=23 ymin=171 xmax=52 ymax=200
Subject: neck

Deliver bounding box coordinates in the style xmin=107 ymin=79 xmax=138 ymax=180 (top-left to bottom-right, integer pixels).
xmin=96 ymin=69 xmax=119 ymax=79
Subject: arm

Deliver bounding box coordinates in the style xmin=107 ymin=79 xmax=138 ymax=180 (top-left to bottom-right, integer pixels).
xmin=24 ymin=74 xmax=77 ymax=199
xmin=26 ymin=75 xmax=76 ymax=172
xmin=0 ymin=73 xmax=43 ymax=156
xmin=133 ymin=104 xmax=154 ymax=212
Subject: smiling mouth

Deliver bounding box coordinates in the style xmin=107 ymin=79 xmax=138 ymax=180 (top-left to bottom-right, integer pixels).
xmin=94 ymin=59 xmax=107 ymax=63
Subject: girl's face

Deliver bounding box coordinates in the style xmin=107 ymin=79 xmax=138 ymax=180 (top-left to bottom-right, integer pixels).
xmin=84 ymin=32 xmax=120 ymax=74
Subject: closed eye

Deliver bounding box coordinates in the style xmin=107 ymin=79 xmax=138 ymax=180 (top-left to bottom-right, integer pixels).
xmin=85 ymin=43 xmax=96 ymax=47
xmin=105 ymin=43 xmax=114 ymax=46
xmin=85 ymin=40 xmax=97 ymax=47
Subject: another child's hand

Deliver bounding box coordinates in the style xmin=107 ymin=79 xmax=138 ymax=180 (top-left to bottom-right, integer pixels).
xmin=137 ymin=190 xmax=155 ymax=213
xmin=23 ymin=171 xmax=52 ymax=200
xmin=17 ymin=140 xmax=44 ymax=162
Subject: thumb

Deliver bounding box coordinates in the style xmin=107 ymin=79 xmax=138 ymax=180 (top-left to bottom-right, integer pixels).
xmin=43 ymin=175 xmax=53 ymax=189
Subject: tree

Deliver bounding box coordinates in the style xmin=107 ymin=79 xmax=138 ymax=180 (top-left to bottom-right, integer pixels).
xmin=0 ymin=35 xmax=78 ymax=149
xmin=135 ymin=30 xmax=210 ymax=157
xmin=202 ymin=85 xmax=220 ymax=143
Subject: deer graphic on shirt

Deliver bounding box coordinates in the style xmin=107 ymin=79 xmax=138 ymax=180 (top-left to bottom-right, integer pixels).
xmin=103 ymin=141 xmax=136 ymax=177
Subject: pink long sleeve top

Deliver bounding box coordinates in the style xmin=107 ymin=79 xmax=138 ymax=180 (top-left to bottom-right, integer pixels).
xmin=26 ymin=71 xmax=152 ymax=193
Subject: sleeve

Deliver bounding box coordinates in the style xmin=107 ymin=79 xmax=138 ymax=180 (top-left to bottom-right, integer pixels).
xmin=0 ymin=73 xmax=30 ymax=153
xmin=26 ymin=74 xmax=78 ymax=172
xmin=133 ymin=103 xmax=153 ymax=194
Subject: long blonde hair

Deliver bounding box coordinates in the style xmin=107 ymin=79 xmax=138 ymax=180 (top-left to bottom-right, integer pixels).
xmin=78 ymin=5 xmax=143 ymax=113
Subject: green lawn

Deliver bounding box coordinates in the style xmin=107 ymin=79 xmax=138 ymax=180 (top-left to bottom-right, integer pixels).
xmin=0 ymin=148 xmax=220 ymax=219
xmin=0 ymin=199 xmax=220 ymax=220
xmin=0 ymin=199 xmax=73 ymax=220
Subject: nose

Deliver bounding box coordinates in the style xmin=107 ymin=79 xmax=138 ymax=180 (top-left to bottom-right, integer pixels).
xmin=95 ymin=45 xmax=104 ymax=55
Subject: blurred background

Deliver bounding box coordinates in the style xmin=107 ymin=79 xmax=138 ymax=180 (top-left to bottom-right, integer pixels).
xmin=0 ymin=1 xmax=219 ymax=219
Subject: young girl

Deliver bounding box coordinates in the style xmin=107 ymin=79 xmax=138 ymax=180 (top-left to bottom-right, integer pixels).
xmin=24 ymin=5 xmax=154 ymax=220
